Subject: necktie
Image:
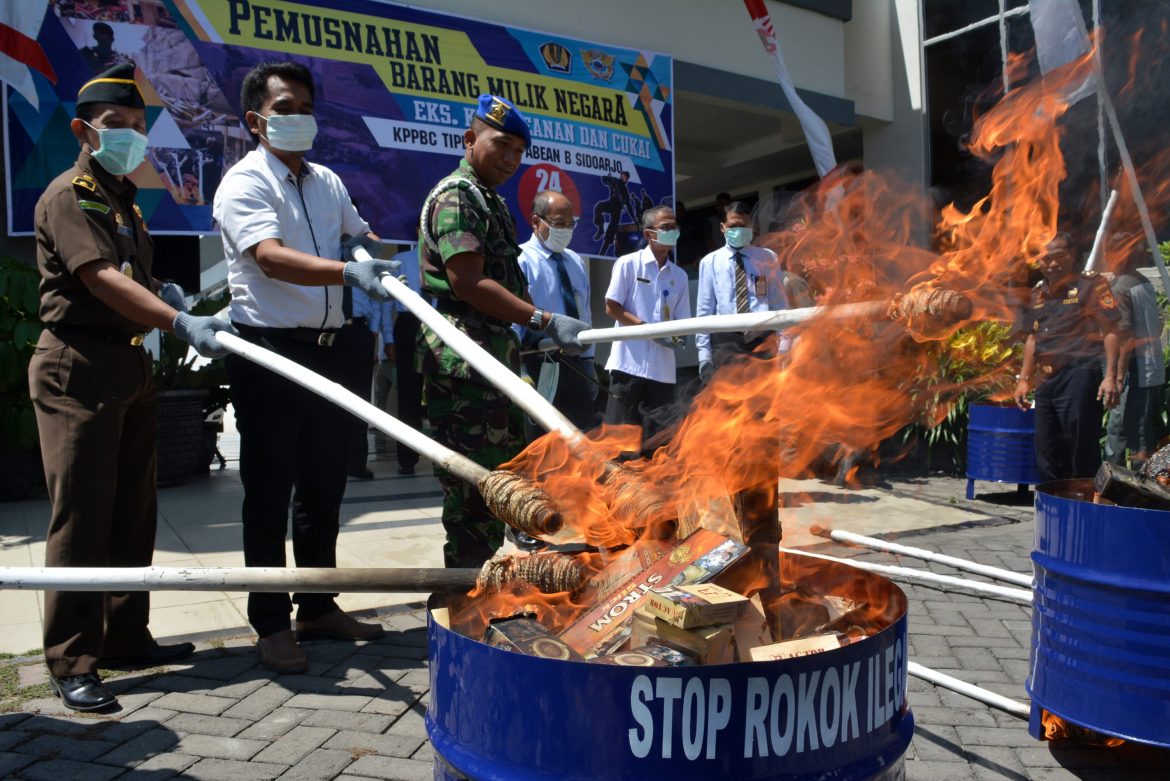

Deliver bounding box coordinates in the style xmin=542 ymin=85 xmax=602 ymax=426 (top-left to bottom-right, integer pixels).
xmin=734 ymin=251 xmax=749 ymax=314
xmin=550 ymin=252 xmax=580 ymax=319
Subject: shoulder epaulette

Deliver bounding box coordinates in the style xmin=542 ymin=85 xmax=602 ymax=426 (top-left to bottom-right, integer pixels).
xmin=71 ymin=174 xmax=97 ymax=192
xmin=1082 ymin=270 xmax=1098 ymax=278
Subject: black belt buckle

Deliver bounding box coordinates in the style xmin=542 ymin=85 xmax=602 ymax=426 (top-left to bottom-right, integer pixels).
xmin=317 ymin=331 xmax=336 ymax=347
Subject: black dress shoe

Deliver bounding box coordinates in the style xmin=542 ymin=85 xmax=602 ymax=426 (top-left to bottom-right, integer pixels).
xmin=349 ymin=467 xmax=375 ymax=480
xmin=102 ymin=640 xmax=195 ymax=667
xmin=397 ymin=465 xmax=415 ymax=475
xmin=49 ymin=673 xmax=117 ymax=712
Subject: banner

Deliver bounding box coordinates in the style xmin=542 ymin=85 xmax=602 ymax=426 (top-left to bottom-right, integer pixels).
xmin=4 ymin=0 xmax=674 ymax=258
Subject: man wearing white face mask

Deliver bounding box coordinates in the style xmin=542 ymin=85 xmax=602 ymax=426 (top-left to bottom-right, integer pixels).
xmin=516 ymin=190 xmax=596 ymax=434
xmin=695 ymin=201 xmax=789 ymax=384
xmin=603 ymin=205 xmax=691 ymax=450
xmin=214 ymin=62 xmax=399 ymax=673
xmin=30 ymin=63 xmax=236 ymax=712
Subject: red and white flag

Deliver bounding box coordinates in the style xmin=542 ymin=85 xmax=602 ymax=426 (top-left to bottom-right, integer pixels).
xmin=0 ymin=2 xmax=56 ymax=110
xmin=742 ymin=0 xmax=837 ymax=177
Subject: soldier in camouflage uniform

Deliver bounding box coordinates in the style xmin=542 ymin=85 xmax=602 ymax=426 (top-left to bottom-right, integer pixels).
xmin=418 ymin=94 xmax=589 ymax=568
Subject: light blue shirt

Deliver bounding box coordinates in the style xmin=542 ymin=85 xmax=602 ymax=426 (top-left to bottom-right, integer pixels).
xmin=514 ymin=234 xmax=593 ymax=358
xmin=695 ymin=244 xmax=789 ymax=364
xmin=350 ymin=287 xmax=395 ymax=351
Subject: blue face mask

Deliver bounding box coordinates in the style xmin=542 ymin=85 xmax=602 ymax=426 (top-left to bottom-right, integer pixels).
xmin=653 ymin=228 xmax=680 ymax=247
xmin=86 ymin=123 xmax=148 ymax=176
xmin=725 ymin=227 xmax=753 ymax=249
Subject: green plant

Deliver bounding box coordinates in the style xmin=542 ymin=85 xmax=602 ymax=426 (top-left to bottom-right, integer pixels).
xmin=0 ymin=258 xmax=43 ymax=450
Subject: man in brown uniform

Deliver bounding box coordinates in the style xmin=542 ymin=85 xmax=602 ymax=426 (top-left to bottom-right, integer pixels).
xmin=29 ymin=63 xmax=234 ymax=711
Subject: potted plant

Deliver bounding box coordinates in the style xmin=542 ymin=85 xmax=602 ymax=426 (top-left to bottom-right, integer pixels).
xmin=153 ymin=290 xmax=231 ymax=486
xmin=0 ymin=257 xmax=45 ymax=500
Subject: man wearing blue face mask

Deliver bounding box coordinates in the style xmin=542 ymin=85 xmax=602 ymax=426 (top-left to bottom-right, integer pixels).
xmin=603 ymin=205 xmax=691 ymax=451
xmin=214 ymin=62 xmax=400 ymax=673
xmin=695 ymin=201 xmax=789 ymax=384
xmin=30 ymin=62 xmax=236 ymax=712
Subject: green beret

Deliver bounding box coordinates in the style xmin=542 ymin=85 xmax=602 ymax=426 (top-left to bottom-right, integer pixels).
xmin=474 ymin=94 xmax=531 ymax=148
xmin=76 ymin=62 xmax=144 ymax=110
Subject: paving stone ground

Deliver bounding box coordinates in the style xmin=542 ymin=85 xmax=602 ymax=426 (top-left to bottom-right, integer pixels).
xmin=1 ymin=475 xmax=1168 ymax=779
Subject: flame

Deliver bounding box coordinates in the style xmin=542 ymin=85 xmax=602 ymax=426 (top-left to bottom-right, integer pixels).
xmin=450 ymin=34 xmax=1170 ymax=652
xmin=1041 ymin=710 xmax=1125 ymax=747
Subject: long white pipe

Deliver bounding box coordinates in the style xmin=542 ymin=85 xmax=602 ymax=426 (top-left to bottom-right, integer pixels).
xmin=0 ymin=566 xmax=474 ymax=592
xmin=215 ymin=332 xmax=487 ymax=484
xmin=827 ymin=530 xmax=1033 ymax=588
xmin=1084 ymin=188 xmax=1119 ymax=272
xmin=780 ymin=548 xmax=1033 ymax=605
xmin=908 ymin=662 xmax=1031 ymax=719
xmin=356 ymin=249 xmax=584 ymax=446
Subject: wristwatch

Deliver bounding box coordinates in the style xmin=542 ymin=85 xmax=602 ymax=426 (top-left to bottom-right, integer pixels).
xmin=528 ymin=307 xmax=546 ymax=331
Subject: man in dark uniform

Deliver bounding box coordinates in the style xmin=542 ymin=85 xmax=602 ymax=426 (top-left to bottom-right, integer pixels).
xmin=1014 ymin=234 xmax=1120 ymax=482
xmin=418 ymin=94 xmax=588 ymax=567
xmin=29 ymin=63 xmax=234 ymax=711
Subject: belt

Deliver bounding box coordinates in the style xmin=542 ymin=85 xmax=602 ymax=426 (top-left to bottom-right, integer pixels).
xmin=47 ymin=323 xmax=145 ymax=346
xmin=344 ymin=316 xmax=368 ymax=327
xmin=235 ymin=323 xmax=340 ymax=347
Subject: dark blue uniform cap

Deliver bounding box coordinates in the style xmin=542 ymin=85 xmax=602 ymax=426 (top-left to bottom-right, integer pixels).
xmin=474 ymin=94 xmax=531 ymax=148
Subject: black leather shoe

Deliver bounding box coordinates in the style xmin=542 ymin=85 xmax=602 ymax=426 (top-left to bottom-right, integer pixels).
xmin=102 ymin=640 xmax=195 ymax=667
xmin=49 ymin=673 xmax=117 ymax=712
xmin=349 ymin=467 xmax=375 ymax=480
xmin=397 ymin=465 xmax=415 ymax=475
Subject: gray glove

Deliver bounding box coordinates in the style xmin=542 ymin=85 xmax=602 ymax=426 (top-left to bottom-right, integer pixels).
xmin=342 ymin=233 xmax=382 ymax=262
xmin=173 ymin=312 xmax=237 ymax=359
xmin=654 ymin=336 xmax=686 ymax=351
xmin=699 ymin=360 xmax=714 ymax=384
xmin=343 ymin=258 xmax=402 ymax=301
xmin=159 ymin=282 xmax=188 ymax=313
xmin=545 ymin=313 xmax=589 ymax=357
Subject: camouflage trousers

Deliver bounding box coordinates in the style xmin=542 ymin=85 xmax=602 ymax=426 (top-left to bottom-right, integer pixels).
xmin=424 ymin=371 xmax=525 ymax=568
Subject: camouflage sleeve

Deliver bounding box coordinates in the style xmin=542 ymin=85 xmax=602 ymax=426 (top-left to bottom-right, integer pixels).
xmin=431 ymin=183 xmax=488 ymax=263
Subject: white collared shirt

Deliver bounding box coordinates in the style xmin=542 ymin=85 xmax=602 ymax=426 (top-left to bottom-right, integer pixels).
xmin=514 ymin=234 xmax=593 ymax=358
xmin=214 ymin=146 xmax=369 ymax=329
xmin=695 ymin=244 xmax=789 ymax=363
xmin=603 ymin=247 xmax=691 ymax=383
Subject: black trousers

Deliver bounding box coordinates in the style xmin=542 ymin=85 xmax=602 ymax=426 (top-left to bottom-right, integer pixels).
xmin=1034 ymin=357 xmax=1104 ymax=483
xmin=394 ymin=313 xmax=423 ymax=469
xmin=522 ymin=354 xmax=598 ymax=439
xmin=710 ymin=331 xmax=773 ymax=368
xmin=604 ymin=369 xmax=675 ymax=448
xmin=30 ymin=330 xmax=157 ymax=677
xmin=226 ymin=327 xmax=351 ymax=637
xmin=335 ymin=317 xmax=376 ymax=472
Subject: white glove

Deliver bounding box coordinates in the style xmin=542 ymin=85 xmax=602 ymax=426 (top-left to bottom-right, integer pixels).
xmin=159 ymin=282 xmax=188 ymax=313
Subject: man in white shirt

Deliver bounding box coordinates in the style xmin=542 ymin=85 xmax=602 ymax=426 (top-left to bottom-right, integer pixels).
xmin=695 ymin=201 xmax=790 ymax=383
xmin=603 ymin=205 xmax=690 ymax=449
xmin=516 ymin=190 xmax=597 ymax=434
xmin=213 ymin=62 xmax=399 ymax=674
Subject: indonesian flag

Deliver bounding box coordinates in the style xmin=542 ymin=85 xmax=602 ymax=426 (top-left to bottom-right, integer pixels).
xmin=0 ymin=2 xmax=56 ymax=110
xmin=742 ymin=0 xmax=837 ymax=177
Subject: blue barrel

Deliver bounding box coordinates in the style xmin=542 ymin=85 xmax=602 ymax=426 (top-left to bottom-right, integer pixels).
xmin=965 ymin=403 xmax=1039 ymax=499
xmin=1028 ymin=480 xmax=1170 ymax=747
xmin=427 ymin=559 xmax=914 ymax=781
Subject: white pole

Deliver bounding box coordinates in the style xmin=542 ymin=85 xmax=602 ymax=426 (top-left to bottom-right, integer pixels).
xmin=354 ymin=248 xmax=585 ymax=446
xmin=0 ymin=566 xmax=476 ymax=593
xmin=215 ymin=332 xmax=488 ymax=485
xmin=1084 ymin=189 xmax=1119 ymax=272
xmin=908 ymin=662 xmax=1031 ymax=719
xmin=827 ymin=529 xmax=1034 ymax=587
xmin=780 ymin=548 xmax=1034 ymax=604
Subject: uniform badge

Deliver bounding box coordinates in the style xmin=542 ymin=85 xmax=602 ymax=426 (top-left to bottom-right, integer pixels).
xmin=1100 ymin=289 xmax=1116 ymax=309
xmin=120 ymin=261 xmax=134 ymax=278
xmin=71 ymin=175 xmax=96 ymax=192
xmin=77 ymin=199 xmax=109 ymax=215
xmin=115 ymin=212 xmax=125 ymax=226
xmin=1067 ymin=287 xmax=1077 ymax=297
xmin=132 ymin=204 xmax=144 ymax=221
xmin=754 ymin=276 xmax=768 ymax=297
xmin=486 ymin=97 xmax=510 ymax=125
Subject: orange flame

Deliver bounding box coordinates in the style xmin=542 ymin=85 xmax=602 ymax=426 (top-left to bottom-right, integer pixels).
xmin=1041 ymin=710 xmax=1125 ymax=747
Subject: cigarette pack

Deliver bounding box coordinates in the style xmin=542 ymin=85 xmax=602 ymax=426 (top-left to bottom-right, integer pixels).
xmin=559 ymin=529 xmax=748 ymax=657
xmin=643 ymin=583 xmax=750 ymax=629
xmin=586 ymin=539 xmax=672 ymax=599
xmin=630 ymin=609 xmax=736 ymax=665
xmin=733 ymin=593 xmax=774 ymax=662
xmin=749 ymin=633 xmax=841 ymax=662
xmin=484 ymin=616 xmax=584 ymax=661
xmin=588 ymin=644 xmax=692 ymax=667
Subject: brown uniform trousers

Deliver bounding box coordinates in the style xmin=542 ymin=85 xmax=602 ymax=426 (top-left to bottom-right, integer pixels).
xmin=31 ymin=153 xmax=158 ymax=678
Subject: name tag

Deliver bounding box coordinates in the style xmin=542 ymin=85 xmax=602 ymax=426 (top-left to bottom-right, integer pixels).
xmin=753 ymin=276 xmax=768 ymax=297
xmin=636 ymin=276 xmax=650 ymax=284
xmin=117 ymin=224 xmax=135 ymax=238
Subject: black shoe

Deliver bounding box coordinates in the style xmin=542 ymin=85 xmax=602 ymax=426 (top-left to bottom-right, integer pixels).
xmin=49 ymin=672 xmax=117 ymax=712
xmin=102 ymin=640 xmax=195 ymax=667
xmin=349 ymin=467 xmax=375 ymax=480
xmin=506 ymin=528 xmax=546 ymax=552
xmin=397 ymin=465 xmax=415 ymax=475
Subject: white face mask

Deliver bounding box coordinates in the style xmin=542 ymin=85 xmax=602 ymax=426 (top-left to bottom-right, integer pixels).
xmin=259 ymin=113 xmax=318 ymax=152
xmin=540 ymin=219 xmax=574 ymax=253
xmin=85 ymin=123 xmax=148 ymax=176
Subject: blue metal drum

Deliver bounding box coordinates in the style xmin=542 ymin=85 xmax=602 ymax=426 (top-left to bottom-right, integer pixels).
xmin=965 ymin=403 xmax=1040 ymax=499
xmin=427 ymin=558 xmax=914 ymax=781
xmin=1028 ymin=480 xmax=1170 ymax=747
